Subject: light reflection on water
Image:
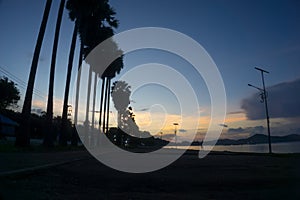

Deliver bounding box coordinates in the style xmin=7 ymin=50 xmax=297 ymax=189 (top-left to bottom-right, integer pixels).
xmin=165 ymin=141 xmax=300 ymax=153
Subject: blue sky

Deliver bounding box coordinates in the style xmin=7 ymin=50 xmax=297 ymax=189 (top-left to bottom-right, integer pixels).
xmin=0 ymin=0 xmax=300 ymax=140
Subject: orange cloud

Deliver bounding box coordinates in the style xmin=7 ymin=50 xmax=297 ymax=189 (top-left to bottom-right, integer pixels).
xmin=225 ymin=112 xmax=247 ymax=124
xmin=32 ymin=99 xmax=45 ymax=109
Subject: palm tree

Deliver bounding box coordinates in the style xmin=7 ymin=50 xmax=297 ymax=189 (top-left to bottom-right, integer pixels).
xmin=111 ymin=81 xmax=140 ymax=140
xmin=111 ymin=81 xmax=131 ymax=129
xmin=76 ymin=9 xmax=120 ymax=135
xmin=83 ymin=65 xmax=92 ymax=145
xmin=16 ymin=0 xmax=52 ymax=147
xmin=60 ymin=24 xmax=77 ymax=146
xmin=73 ymin=40 xmax=83 ymax=126
xmin=44 ymin=0 xmax=66 ymax=147
xmin=71 ymin=41 xmax=83 ymax=146
xmin=83 ymin=28 xmax=123 ymax=145
xmin=102 ymin=56 xmax=123 ymax=133
xmin=67 ymin=0 xmax=89 ymax=133
xmin=89 ymin=41 xmax=123 ymax=133
xmin=91 ymin=72 xmax=98 ymax=130
xmin=62 ymin=0 xmax=101 ymax=145
xmin=61 ymin=0 xmax=120 ymax=145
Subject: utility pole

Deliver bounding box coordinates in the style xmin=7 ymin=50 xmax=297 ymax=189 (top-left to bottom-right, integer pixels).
xmin=173 ymin=123 xmax=178 ymax=149
xmin=248 ymin=67 xmax=272 ymax=154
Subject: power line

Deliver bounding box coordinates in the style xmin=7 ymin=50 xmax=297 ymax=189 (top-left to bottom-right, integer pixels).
xmin=0 ymin=66 xmax=27 ymax=85
xmin=0 ymin=68 xmax=28 ymax=91
xmin=0 ymin=66 xmax=46 ymax=96
xmin=0 ymin=66 xmax=47 ymax=99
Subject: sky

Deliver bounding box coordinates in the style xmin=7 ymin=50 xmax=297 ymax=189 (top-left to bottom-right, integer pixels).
xmin=0 ymin=0 xmax=300 ymax=142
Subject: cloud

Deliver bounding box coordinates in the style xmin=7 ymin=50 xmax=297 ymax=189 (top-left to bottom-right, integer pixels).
xmin=223 ymin=121 xmax=300 ymax=138
xmin=218 ymin=126 xmax=265 ymax=139
xmin=227 ymin=110 xmax=244 ymax=115
xmin=32 ymin=97 xmax=65 ymax=117
xmin=219 ymin=124 xmax=228 ymax=128
xmin=32 ymin=99 xmax=45 ymax=109
xmin=138 ymin=108 xmax=149 ymax=111
xmin=227 ymin=126 xmax=264 ymax=135
xmin=241 ymin=78 xmax=300 ymax=120
xmin=161 ymin=133 xmax=175 ymax=140
xmin=27 ymin=52 xmax=47 ymax=62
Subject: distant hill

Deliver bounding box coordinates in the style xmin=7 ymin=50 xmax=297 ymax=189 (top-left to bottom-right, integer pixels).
xmin=199 ymin=134 xmax=300 ymax=146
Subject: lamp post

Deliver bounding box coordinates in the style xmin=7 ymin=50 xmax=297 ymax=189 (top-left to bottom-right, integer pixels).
xmin=160 ymin=131 xmax=163 ymax=140
xmin=173 ymin=123 xmax=178 ymax=149
xmin=248 ymin=67 xmax=272 ymax=154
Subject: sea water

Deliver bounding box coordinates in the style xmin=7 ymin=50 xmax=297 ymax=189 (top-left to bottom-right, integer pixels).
xmin=165 ymin=141 xmax=300 ymax=153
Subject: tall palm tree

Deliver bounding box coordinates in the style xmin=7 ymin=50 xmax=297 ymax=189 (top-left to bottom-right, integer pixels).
xmin=73 ymin=40 xmax=83 ymax=126
xmin=88 ymin=54 xmax=123 ymax=145
xmin=71 ymin=42 xmax=83 ymax=146
xmin=101 ymin=56 xmax=123 ymax=133
xmin=111 ymin=80 xmax=131 ymax=129
xmin=92 ymin=46 xmax=123 ymax=133
xmin=16 ymin=0 xmax=52 ymax=147
xmin=111 ymin=81 xmax=139 ymax=138
xmin=60 ymin=24 xmax=77 ymax=146
xmin=91 ymin=72 xmax=98 ymax=130
xmin=61 ymin=0 xmax=120 ymax=145
xmin=83 ymin=65 xmax=92 ymax=145
xmin=61 ymin=0 xmax=101 ymax=145
xmin=81 ymin=25 xmax=118 ymax=143
xmin=44 ymin=0 xmax=66 ymax=147
xmin=78 ymin=12 xmax=120 ymax=136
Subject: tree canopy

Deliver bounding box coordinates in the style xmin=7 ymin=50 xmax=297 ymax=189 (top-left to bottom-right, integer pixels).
xmin=0 ymin=76 xmax=20 ymax=110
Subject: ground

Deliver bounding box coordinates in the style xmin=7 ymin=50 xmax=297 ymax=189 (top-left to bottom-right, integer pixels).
xmin=0 ymin=150 xmax=299 ymax=200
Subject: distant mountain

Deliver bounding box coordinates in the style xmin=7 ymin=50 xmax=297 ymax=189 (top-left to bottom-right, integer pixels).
xmin=202 ymin=134 xmax=300 ymax=146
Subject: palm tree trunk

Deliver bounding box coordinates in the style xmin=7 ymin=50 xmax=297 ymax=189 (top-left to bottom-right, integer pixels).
xmin=84 ymin=66 xmax=92 ymax=145
xmin=71 ymin=41 xmax=83 ymax=146
xmin=74 ymin=41 xmax=83 ymax=126
xmin=91 ymin=73 xmax=98 ymax=129
xmin=71 ymin=42 xmax=83 ymax=146
xmin=90 ymin=72 xmax=98 ymax=147
xmin=44 ymin=0 xmax=65 ymax=147
xmin=102 ymin=77 xmax=108 ymax=133
xmin=106 ymin=78 xmax=111 ymax=132
xmin=60 ymin=24 xmax=77 ymax=146
xmin=16 ymin=0 xmax=52 ymax=147
xmin=98 ymin=78 xmax=105 ymax=132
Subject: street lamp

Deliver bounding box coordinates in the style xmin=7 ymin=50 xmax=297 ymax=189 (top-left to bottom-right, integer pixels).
xmin=248 ymin=67 xmax=272 ymax=154
xmin=173 ymin=123 xmax=179 ymax=149
xmin=160 ymin=132 xmax=163 ymax=140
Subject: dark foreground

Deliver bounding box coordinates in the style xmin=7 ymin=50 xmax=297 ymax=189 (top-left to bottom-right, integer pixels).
xmin=0 ymin=150 xmax=299 ymax=200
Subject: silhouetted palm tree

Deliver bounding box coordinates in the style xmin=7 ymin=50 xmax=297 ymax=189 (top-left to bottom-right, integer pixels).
xmin=71 ymin=38 xmax=83 ymax=146
xmin=80 ymin=13 xmax=121 ymax=135
xmin=90 ymin=42 xmax=123 ymax=133
xmin=44 ymin=0 xmax=66 ymax=147
xmin=62 ymin=0 xmax=102 ymax=145
xmin=59 ymin=23 xmax=77 ymax=146
xmin=102 ymin=56 xmax=123 ymax=132
xmin=61 ymin=0 xmax=120 ymax=145
xmin=16 ymin=0 xmax=52 ymax=147
xmin=111 ymin=81 xmax=131 ymax=129
xmin=111 ymin=81 xmax=140 ymax=139
xmin=66 ymin=0 xmax=92 ymax=131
